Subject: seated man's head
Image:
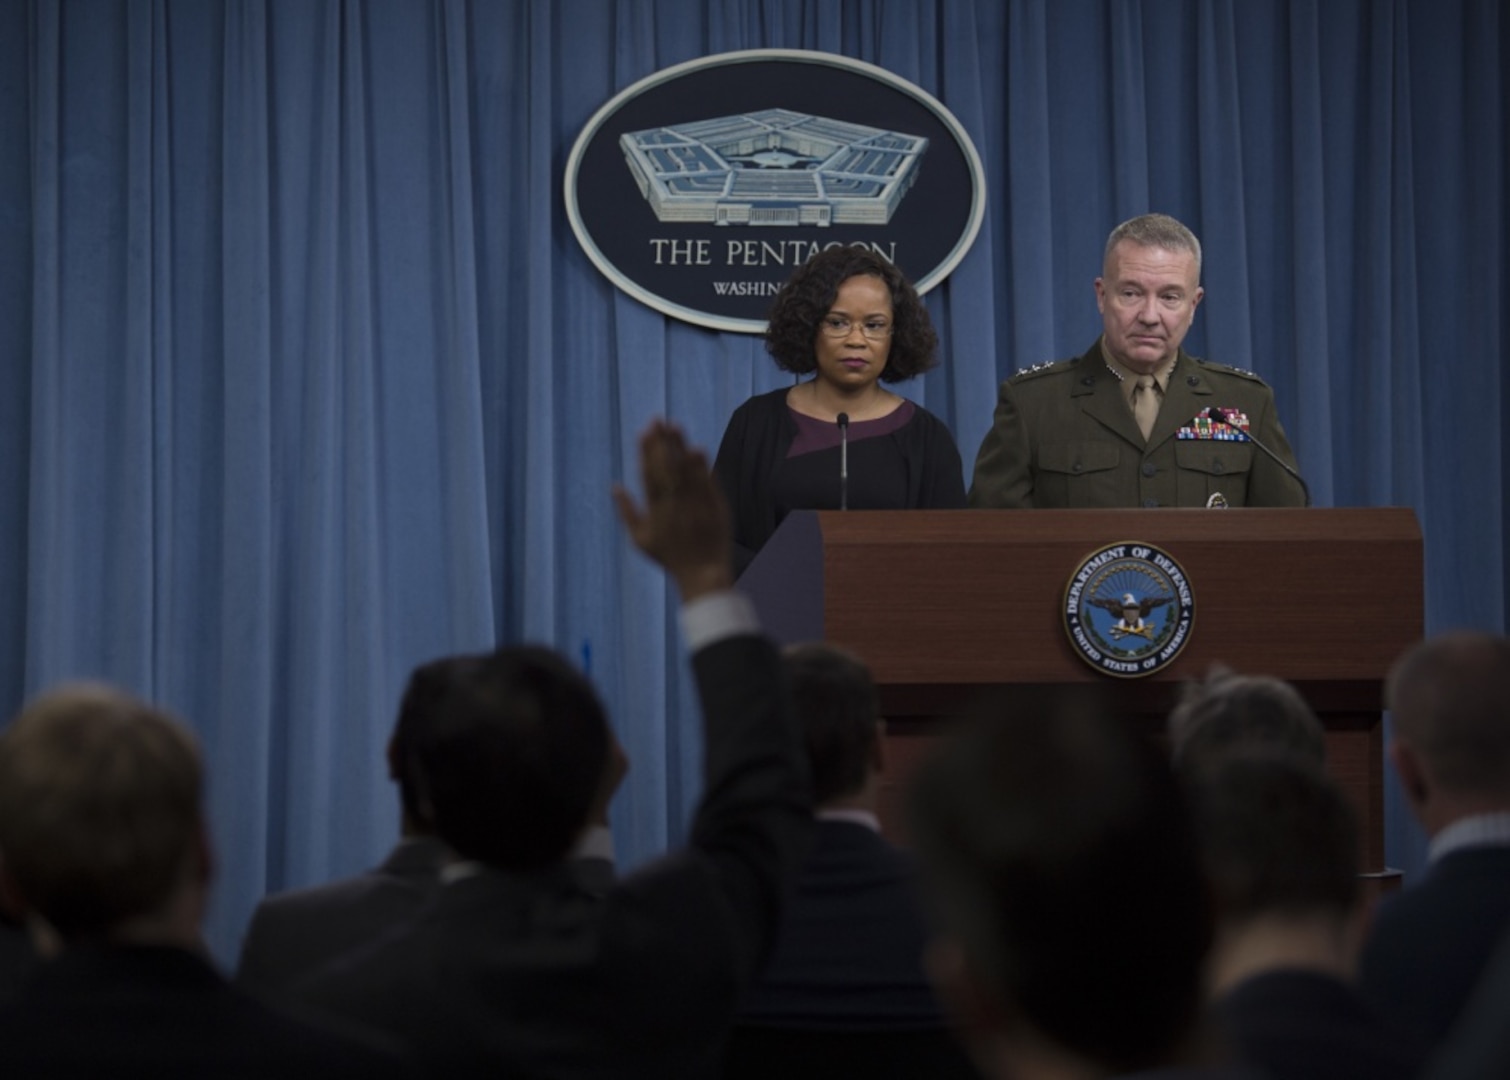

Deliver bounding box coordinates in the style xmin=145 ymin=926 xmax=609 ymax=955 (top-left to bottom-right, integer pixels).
xmin=1169 ymin=668 xmax=1324 ymax=775
xmin=1387 ymin=632 xmax=1510 ymax=833
xmin=0 ymin=684 xmax=208 ymax=945
xmin=1184 ymin=753 xmax=1361 ymax=990
xmin=389 ymin=653 xmax=467 ymax=838
xmin=908 ymin=690 xmax=1212 ymax=1077
xmin=785 ymin=643 xmax=882 ymax=809
xmin=402 ymin=646 xmax=610 ymax=869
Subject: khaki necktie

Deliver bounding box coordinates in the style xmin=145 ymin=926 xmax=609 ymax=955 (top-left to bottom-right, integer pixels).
xmin=1132 ymin=374 xmax=1160 ymax=441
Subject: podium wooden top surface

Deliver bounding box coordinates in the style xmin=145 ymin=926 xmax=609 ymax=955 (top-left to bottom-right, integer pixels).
xmin=739 ymin=508 xmax=1422 ymax=702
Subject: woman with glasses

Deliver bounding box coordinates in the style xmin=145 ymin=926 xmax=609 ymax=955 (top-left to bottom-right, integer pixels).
xmin=713 ymin=245 xmax=967 ymax=575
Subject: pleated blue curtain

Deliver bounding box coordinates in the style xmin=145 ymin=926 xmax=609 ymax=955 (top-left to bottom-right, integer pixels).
xmin=0 ymin=0 xmax=1504 ymax=963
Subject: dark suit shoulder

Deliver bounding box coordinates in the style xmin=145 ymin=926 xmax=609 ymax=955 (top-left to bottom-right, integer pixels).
xmin=255 ymin=872 xmax=385 ymax=912
xmin=0 ymin=946 xmax=415 ymax=1079
xmin=253 ymin=841 xmax=443 ymax=914
xmin=806 ymin=820 xmax=917 ymax=882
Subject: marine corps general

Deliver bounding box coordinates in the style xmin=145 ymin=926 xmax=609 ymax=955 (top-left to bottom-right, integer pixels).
xmin=968 ymin=213 xmax=1307 ymax=509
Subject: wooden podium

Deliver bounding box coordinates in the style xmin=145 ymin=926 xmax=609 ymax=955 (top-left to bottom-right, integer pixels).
xmin=738 ymin=508 xmax=1424 ymax=876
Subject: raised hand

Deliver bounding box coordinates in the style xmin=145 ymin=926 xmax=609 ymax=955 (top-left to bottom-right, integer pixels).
xmin=612 ymin=420 xmax=733 ymax=601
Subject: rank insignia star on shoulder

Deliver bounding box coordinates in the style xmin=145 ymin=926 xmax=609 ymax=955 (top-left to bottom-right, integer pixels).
xmin=1200 ymin=358 xmax=1262 ymax=380
xmin=1012 ymin=360 xmax=1057 ymax=378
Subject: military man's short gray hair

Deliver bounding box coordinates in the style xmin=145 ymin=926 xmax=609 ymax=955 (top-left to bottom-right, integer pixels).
xmin=1105 ymin=214 xmax=1203 ymax=277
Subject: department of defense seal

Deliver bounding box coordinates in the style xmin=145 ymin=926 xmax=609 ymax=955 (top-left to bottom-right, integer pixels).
xmin=1062 ymin=543 xmax=1195 ymax=678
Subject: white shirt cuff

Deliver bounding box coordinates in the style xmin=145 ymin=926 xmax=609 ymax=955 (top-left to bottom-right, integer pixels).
xmin=815 ymin=808 xmax=882 ymax=833
xmin=679 ymin=590 xmax=760 ymax=652
xmin=572 ymin=824 xmax=616 ymax=863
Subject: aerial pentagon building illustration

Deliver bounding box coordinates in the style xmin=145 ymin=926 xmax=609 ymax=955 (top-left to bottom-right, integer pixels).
xmin=620 ymin=108 xmax=929 ymax=226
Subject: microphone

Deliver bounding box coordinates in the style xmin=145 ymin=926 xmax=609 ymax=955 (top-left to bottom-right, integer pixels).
xmin=1202 ymin=407 xmax=1311 ymax=507
xmin=837 ymin=413 xmax=850 ymax=511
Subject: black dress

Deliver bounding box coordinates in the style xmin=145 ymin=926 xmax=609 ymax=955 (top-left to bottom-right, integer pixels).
xmin=713 ymin=387 xmax=967 ymax=575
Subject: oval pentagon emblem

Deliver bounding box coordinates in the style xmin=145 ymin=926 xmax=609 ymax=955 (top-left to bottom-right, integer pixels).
xmin=1063 ymin=543 xmax=1195 ymax=678
xmin=565 ymin=49 xmax=986 ymax=333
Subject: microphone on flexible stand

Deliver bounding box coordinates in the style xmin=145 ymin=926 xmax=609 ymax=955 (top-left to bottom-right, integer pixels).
xmin=837 ymin=413 xmax=850 ymax=511
xmin=1202 ymin=407 xmax=1311 ymax=507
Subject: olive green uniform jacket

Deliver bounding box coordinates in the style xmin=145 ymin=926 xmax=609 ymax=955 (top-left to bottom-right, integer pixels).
xmin=968 ymin=340 xmax=1306 ymax=509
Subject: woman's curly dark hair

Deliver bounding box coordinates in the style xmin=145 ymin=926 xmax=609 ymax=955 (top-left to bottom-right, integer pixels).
xmin=763 ymin=245 xmax=939 ymax=383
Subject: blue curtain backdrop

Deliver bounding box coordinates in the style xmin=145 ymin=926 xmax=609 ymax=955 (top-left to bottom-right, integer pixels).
xmin=0 ymin=0 xmax=1504 ymax=963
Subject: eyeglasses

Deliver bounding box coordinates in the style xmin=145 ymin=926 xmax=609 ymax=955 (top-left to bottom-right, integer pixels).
xmin=819 ymin=315 xmax=893 ymax=340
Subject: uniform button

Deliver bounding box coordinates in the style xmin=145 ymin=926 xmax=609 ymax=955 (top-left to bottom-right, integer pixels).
xmin=1187 ymin=376 xmax=1200 ymax=386
xmin=1142 ymin=498 xmax=1159 ymax=508
xmin=1213 ymin=461 xmax=1226 ymax=475
xmin=1072 ymin=462 xmax=1083 ymax=474
xmin=1141 ymin=462 xmax=1156 ymax=477
xmin=1080 ymin=376 xmax=1095 ymax=386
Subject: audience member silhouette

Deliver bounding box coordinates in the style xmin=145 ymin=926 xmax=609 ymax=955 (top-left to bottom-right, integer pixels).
xmin=235 ymin=659 xmax=623 ymax=997
xmin=1358 ymin=631 xmax=1510 ymax=1050
xmin=907 ymin=689 xmax=1259 ymax=1080
xmin=0 ymin=684 xmax=410 ymax=1078
xmin=235 ymin=674 xmax=455 ymax=995
xmin=288 ymin=420 xmax=813 ymax=1078
xmin=724 ymin=643 xmax=978 ymax=1079
xmin=0 ymin=900 xmax=40 ymax=1006
xmin=1188 ymin=752 xmax=1425 ymax=1079
xmin=1426 ymin=914 xmax=1510 ymax=1079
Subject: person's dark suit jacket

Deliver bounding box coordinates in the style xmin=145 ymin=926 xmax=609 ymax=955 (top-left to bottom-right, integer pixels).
xmin=1358 ymin=845 xmax=1510 ymax=1049
xmin=1213 ymin=968 xmax=1425 ymax=1080
xmin=736 ymin=817 xmax=943 ymax=1029
xmin=236 ymin=835 xmax=449 ymax=996
xmin=1428 ymin=917 xmax=1510 ymax=1080
xmin=724 ymin=819 xmax=979 ymax=1079
xmin=0 ymin=943 xmax=412 ymax=1079
xmin=0 ymin=914 xmax=39 ymax=1006
xmin=292 ymin=631 xmax=811 ymax=1079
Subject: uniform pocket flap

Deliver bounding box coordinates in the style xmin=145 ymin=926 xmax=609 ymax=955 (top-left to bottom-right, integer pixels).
xmin=1039 ymin=442 xmax=1120 ymax=476
xmin=1174 ymin=441 xmax=1253 ymax=476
